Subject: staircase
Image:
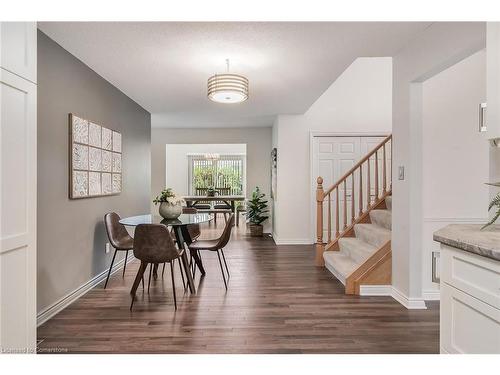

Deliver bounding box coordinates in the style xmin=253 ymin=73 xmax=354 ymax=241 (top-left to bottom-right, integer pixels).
xmin=315 ymin=135 xmax=392 ymax=295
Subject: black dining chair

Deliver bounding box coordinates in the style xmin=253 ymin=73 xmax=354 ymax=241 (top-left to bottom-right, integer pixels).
xmin=130 ymin=224 xmax=184 ymax=310
xmin=103 ymin=212 xmax=134 ymax=289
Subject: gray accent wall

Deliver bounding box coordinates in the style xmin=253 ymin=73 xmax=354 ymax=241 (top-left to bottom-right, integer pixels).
xmin=151 ymin=127 xmax=272 ymax=231
xmin=37 ymin=31 xmax=151 ymax=312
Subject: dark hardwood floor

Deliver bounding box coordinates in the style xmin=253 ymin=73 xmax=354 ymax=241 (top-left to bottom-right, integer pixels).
xmin=37 ymin=220 xmax=439 ymax=354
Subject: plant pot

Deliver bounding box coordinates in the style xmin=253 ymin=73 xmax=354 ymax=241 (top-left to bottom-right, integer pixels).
xmin=249 ymin=224 xmax=263 ymax=237
xmin=159 ymin=202 xmax=182 ymax=219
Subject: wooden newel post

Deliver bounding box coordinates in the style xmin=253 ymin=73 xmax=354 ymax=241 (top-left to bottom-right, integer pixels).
xmin=315 ymin=177 xmax=325 ymax=266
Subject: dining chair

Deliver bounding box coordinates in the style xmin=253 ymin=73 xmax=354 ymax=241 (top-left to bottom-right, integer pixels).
xmin=213 ymin=187 xmax=232 ymax=223
xmin=130 ymin=224 xmax=183 ymax=310
xmin=103 ymin=212 xmax=134 ymax=289
xmin=187 ymin=214 xmax=235 ymax=290
xmin=182 ymin=207 xmax=201 ymax=241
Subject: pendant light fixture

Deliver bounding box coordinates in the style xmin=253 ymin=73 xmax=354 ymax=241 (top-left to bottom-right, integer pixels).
xmin=207 ymin=59 xmax=249 ymax=104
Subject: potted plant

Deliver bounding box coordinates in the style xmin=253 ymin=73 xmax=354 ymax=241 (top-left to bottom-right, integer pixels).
xmin=482 ymin=182 xmax=500 ymax=229
xmin=206 ymin=186 xmax=217 ymax=197
xmin=245 ymin=186 xmax=269 ymax=237
xmin=153 ymin=188 xmax=184 ymax=219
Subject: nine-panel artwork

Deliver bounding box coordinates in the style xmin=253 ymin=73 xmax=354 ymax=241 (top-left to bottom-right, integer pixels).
xmin=69 ymin=114 xmax=122 ymax=199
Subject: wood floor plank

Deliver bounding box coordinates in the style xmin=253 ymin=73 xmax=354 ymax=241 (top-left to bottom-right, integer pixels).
xmin=37 ymin=222 xmax=439 ymax=353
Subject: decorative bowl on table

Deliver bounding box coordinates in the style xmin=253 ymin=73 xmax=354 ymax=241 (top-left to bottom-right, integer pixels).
xmin=153 ymin=188 xmax=184 ymax=220
xmin=159 ymin=201 xmax=182 ymax=219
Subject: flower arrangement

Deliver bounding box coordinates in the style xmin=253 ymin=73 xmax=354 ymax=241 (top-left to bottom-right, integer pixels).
xmin=153 ymin=188 xmax=184 ymax=206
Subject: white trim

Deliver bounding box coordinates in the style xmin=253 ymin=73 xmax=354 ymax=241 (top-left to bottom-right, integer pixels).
xmin=308 ymin=131 xmax=391 ymax=243
xmin=390 ymin=286 xmax=427 ymax=309
xmin=422 ymin=290 xmax=441 ymax=301
xmin=423 ymin=217 xmax=487 ymax=223
xmin=272 ymin=234 xmax=312 ymax=245
xmin=359 ymin=285 xmax=392 ymax=296
xmin=37 ymin=255 xmax=136 ymax=327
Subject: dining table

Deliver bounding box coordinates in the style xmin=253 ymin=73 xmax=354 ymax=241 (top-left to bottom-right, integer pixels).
xmin=183 ymin=195 xmax=245 ymax=213
xmin=119 ymin=213 xmax=213 ymax=294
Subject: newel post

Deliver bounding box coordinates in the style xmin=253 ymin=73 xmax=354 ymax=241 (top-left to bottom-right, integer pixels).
xmin=315 ymin=177 xmax=325 ymax=266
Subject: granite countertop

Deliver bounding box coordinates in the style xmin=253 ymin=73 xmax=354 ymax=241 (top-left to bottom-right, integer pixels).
xmin=433 ymin=224 xmax=500 ymax=261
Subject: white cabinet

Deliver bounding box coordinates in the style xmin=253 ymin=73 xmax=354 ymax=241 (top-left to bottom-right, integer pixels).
xmin=0 ymin=22 xmax=37 ymax=83
xmin=485 ymin=23 xmax=500 ymax=140
xmin=440 ymin=245 xmax=500 ymax=354
xmin=0 ymin=22 xmax=37 ymax=353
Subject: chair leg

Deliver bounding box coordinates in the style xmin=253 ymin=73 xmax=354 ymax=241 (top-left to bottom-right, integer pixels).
xmin=216 ymin=250 xmax=228 ymax=290
xmin=130 ymin=261 xmax=147 ymax=310
xmin=162 ymin=263 xmax=166 ymax=277
xmin=178 ymin=258 xmax=186 ymax=289
xmin=236 ymin=211 xmax=239 ymax=226
xmin=122 ymin=250 xmax=129 ymax=277
xmin=104 ymin=249 xmax=118 ymax=289
xmin=170 ymin=262 xmax=177 ymax=310
xmin=221 ymin=249 xmax=230 ymax=279
xmin=148 ymin=263 xmax=152 ymax=293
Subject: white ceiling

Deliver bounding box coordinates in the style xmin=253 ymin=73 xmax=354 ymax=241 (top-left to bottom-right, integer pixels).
xmin=38 ymin=22 xmax=432 ymax=128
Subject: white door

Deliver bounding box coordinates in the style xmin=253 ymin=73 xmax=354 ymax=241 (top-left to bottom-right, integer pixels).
xmin=312 ymin=135 xmax=386 ymax=240
xmin=0 ymin=22 xmax=37 ymax=353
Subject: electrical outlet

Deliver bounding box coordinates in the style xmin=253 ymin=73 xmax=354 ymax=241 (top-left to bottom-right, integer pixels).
xmin=398 ymin=166 xmax=405 ymax=180
xmin=105 ymin=243 xmax=111 ymax=254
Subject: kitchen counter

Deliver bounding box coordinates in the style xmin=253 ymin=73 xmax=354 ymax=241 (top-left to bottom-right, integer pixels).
xmin=433 ymin=224 xmax=500 ymax=262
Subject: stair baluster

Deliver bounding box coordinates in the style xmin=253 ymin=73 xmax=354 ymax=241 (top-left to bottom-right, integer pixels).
xmin=366 ymin=155 xmax=371 ymax=209
xmin=375 ymin=150 xmax=379 ymax=200
xmin=327 ymin=193 xmax=331 ymax=243
xmin=335 ymin=187 xmax=340 ymax=237
xmin=382 ymin=143 xmax=387 ymax=194
xmin=315 ymin=135 xmax=392 ymax=266
xmin=351 ymin=174 xmax=355 ymax=225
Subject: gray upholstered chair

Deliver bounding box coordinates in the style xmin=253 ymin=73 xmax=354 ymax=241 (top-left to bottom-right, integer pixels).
xmin=130 ymin=224 xmax=183 ymax=310
xmin=188 ymin=214 xmax=234 ymax=290
xmin=103 ymin=212 xmax=134 ymax=289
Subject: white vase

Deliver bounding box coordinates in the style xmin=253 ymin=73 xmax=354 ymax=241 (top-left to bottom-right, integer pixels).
xmin=159 ymin=202 xmax=182 ymax=219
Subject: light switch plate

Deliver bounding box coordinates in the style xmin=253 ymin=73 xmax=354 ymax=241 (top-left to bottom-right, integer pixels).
xmin=398 ymin=166 xmax=405 ymax=180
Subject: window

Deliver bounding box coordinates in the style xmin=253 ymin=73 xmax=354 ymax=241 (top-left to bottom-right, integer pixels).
xmin=188 ymin=154 xmax=245 ymax=196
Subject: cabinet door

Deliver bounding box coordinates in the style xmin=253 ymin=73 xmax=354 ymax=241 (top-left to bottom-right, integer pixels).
xmin=0 ymin=22 xmax=37 ymax=83
xmin=0 ymin=68 xmax=37 ymax=352
xmin=486 ymin=22 xmax=500 ymax=140
xmin=441 ymin=283 xmax=500 ymax=354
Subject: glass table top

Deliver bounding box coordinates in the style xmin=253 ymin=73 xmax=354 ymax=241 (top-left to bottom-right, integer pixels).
xmin=119 ymin=213 xmax=213 ymax=227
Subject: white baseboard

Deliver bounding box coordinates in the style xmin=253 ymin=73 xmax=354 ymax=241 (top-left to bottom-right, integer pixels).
xmin=272 ymin=234 xmax=312 ymax=245
xmin=359 ymin=285 xmax=392 ymax=296
xmin=422 ymin=290 xmax=441 ymax=301
xmin=391 ymin=287 xmax=427 ymax=309
xmin=37 ymin=254 xmax=136 ymax=327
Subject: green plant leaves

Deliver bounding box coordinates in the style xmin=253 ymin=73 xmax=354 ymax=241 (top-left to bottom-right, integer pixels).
xmin=245 ymin=186 xmax=269 ymax=225
xmin=482 ymin=192 xmax=500 ymax=230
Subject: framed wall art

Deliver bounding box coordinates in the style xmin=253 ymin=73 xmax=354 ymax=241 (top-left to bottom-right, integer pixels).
xmin=69 ymin=113 xmax=122 ymax=199
xmin=271 ymin=147 xmax=277 ymax=200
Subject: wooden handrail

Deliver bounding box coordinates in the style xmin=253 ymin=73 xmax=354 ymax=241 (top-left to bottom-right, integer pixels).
xmin=322 ymin=134 xmax=392 ymax=197
xmin=315 ymin=134 xmax=392 ymax=266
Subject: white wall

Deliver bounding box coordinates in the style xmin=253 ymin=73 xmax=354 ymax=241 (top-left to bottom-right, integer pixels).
xmin=421 ymin=50 xmax=488 ymax=299
xmin=392 ymin=22 xmax=485 ymax=304
xmin=272 ymin=57 xmax=393 ymax=244
xmin=165 ymin=143 xmax=246 ymax=196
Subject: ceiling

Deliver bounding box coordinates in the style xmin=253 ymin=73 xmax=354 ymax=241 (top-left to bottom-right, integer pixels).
xmin=38 ymin=22 xmax=432 ymax=128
